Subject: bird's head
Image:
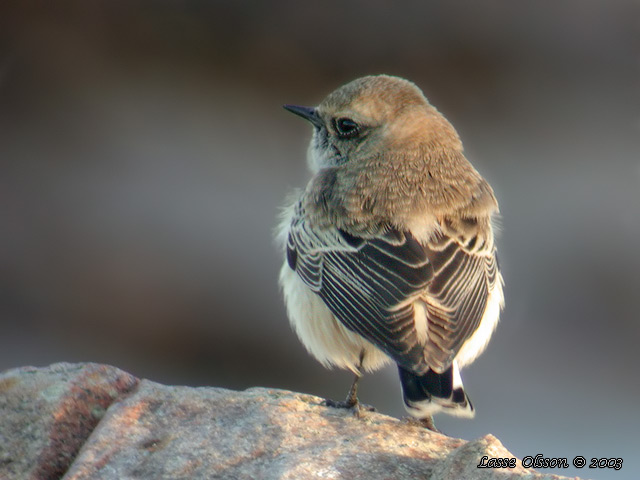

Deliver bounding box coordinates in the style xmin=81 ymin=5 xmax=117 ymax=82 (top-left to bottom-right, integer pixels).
xmin=284 ymin=75 xmax=461 ymax=173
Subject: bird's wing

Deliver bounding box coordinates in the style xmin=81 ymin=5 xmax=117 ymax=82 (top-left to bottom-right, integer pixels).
xmin=287 ymin=206 xmax=498 ymax=375
xmin=421 ymin=217 xmax=501 ymax=372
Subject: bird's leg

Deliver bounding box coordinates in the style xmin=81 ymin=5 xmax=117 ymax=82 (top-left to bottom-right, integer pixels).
xmin=324 ymin=371 xmax=361 ymax=409
xmin=344 ymin=370 xmax=361 ymax=408
xmin=402 ymin=415 xmax=441 ymax=434
xmin=323 ymin=351 xmax=375 ymax=416
xmin=419 ymin=415 xmax=440 ymax=433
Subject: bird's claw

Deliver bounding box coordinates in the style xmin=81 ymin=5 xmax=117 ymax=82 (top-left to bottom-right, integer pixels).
xmin=322 ymin=398 xmax=376 ymax=417
xmin=401 ymin=415 xmax=442 ymax=434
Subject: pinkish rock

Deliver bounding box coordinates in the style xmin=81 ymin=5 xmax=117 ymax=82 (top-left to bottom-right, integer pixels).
xmin=0 ymin=362 xmax=138 ymax=480
xmin=0 ymin=363 xmax=582 ymax=480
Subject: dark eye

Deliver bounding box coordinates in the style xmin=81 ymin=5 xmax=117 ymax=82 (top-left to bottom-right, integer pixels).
xmin=333 ymin=117 xmax=360 ymax=139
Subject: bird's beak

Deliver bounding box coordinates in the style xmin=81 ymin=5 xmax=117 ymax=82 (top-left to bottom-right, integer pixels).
xmin=283 ymin=104 xmax=324 ymax=128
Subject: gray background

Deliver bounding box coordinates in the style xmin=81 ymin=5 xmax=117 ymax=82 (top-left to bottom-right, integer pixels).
xmin=1 ymin=2 xmax=638 ymax=478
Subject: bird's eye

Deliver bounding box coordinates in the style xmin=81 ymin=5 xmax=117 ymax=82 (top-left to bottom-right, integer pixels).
xmin=333 ymin=117 xmax=360 ymax=139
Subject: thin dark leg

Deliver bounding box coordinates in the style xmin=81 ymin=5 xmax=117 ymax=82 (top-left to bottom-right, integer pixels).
xmin=323 ymin=351 xmax=374 ymax=416
xmin=324 ymin=370 xmax=361 ymax=409
xmin=344 ymin=371 xmax=361 ymax=407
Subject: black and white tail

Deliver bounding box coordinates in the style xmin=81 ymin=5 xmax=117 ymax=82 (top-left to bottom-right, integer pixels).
xmin=398 ymin=362 xmax=474 ymax=418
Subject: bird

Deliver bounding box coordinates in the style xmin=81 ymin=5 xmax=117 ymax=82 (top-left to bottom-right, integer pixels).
xmin=276 ymin=74 xmax=504 ymax=430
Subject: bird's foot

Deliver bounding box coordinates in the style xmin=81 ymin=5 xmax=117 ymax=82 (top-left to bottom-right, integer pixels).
xmin=322 ymin=398 xmax=375 ymax=418
xmin=401 ymin=415 xmax=442 ymax=434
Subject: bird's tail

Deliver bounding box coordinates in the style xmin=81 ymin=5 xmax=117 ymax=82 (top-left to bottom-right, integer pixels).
xmin=398 ymin=362 xmax=474 ymax=418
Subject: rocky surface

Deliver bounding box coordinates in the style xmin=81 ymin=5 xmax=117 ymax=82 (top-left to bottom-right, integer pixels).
xmin=0 ymin=363 xmax=138 ymax=480
xmin=0 ymin=363 xmax=581 ymax=480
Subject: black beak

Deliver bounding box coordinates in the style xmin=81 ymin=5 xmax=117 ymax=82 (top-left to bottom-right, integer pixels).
xmin=283 ymin=104 xmax=323 ymax=128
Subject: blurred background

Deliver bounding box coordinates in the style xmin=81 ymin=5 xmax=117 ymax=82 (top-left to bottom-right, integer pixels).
xmin=0 ymin=1 xmax=638 ymax=478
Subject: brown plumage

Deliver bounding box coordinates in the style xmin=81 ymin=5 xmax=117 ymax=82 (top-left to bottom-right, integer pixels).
xmin=278 ymin=75 xmax=504 ymax=425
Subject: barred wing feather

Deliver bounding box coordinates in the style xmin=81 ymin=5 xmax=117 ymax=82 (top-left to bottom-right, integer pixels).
xmin=287 ymin=212 xmax=497 ymax=375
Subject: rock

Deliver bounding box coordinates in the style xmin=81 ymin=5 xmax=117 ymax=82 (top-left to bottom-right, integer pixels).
xmin=0 ymin=363 xmax=138 ymax=480
xmin=0 ymin=363 xmax=581 ymax=480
